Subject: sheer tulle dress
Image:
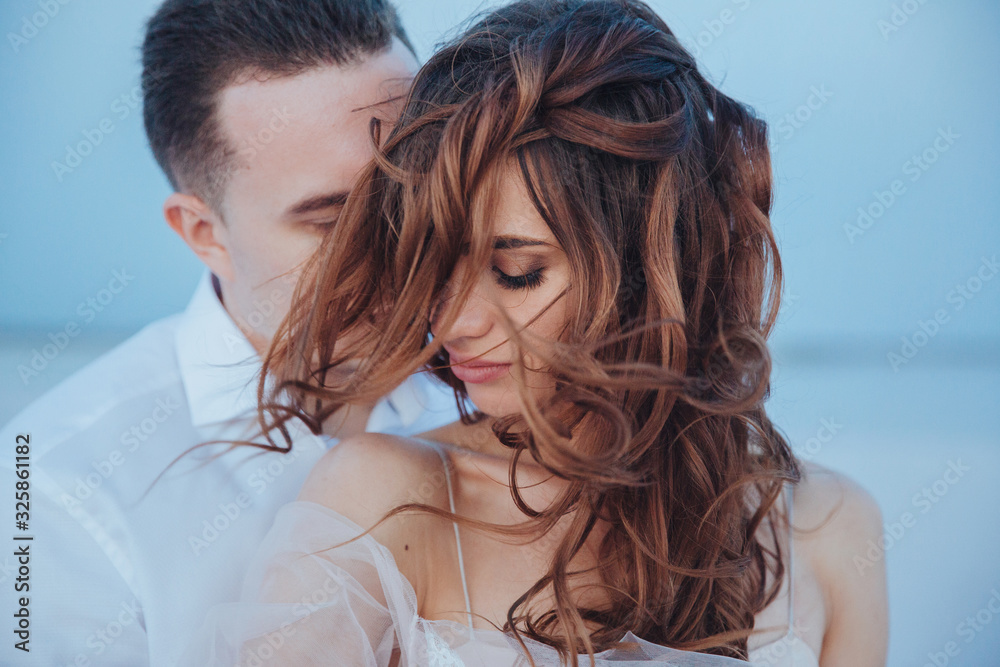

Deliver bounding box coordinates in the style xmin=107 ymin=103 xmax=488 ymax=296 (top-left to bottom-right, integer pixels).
xmin=179 ymin=446 xmax=818 ymax=666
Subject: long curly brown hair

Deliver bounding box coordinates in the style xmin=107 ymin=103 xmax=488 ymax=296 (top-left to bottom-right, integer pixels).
xmin=258 ymin=0 xmax=800 ymax=662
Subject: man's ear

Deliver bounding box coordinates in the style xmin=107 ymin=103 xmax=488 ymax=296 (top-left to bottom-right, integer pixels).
xmin=163 ymin=192 xmax=235 ymax=283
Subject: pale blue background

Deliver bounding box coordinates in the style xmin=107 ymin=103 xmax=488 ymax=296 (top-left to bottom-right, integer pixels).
xmin=1 ymin=1 xmax=998 ymax=665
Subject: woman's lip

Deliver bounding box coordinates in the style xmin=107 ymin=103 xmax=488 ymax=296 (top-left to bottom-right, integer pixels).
xmin=450 ymin=361 xmax=512 ymax=384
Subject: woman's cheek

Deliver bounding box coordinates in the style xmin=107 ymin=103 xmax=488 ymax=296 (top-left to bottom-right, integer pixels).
xmin=529 ymin=289 xmax=570 ymax=341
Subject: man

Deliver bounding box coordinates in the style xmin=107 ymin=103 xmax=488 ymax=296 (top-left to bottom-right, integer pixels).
xmin=0 ymin=1 xmax=456 ymax=664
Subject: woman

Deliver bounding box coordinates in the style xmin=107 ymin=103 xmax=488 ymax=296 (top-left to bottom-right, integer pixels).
xmin=182 ymin=0 xmax=888 ymax=664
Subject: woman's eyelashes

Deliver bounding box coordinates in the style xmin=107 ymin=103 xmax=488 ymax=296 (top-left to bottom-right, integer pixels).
xmin=492 ymin=265 xmax=545 ymax=291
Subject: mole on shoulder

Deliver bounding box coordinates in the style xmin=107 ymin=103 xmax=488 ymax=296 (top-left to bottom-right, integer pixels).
xmin=404 ymin=544 xmax=409 ymax=550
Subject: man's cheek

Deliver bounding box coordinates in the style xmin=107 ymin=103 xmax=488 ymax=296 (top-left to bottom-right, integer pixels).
xmin=270 ymin=230 xmax=324 ymax=272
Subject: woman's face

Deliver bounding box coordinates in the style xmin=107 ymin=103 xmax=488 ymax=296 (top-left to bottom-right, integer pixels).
xmin=430 ymin=170 xmax=572 ymax=417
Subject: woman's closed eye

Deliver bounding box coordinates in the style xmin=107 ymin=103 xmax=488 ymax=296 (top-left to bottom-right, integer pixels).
xmin=492 ymin=265 xmax=545 ymax=291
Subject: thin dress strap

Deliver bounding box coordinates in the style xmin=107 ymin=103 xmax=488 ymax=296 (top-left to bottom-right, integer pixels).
xmin=784 ymin=481 xmax=795 ymax=633
xmin=431 ymin=444 xmax=476 ymax=636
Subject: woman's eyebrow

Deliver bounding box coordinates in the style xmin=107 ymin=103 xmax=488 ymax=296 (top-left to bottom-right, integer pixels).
xmin=493 ymin=236 xmax=549 ymax=250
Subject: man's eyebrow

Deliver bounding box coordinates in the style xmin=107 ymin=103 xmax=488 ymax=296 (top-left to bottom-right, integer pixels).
xmin=286 ymin=191 xmax=349 ymax=216
xmin=493 ymin=236 xmax=549 ymax=250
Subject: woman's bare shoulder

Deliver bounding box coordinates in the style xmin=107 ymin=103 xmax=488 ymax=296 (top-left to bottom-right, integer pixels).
xmin=791 ymin=461 xmax=884 ymax=561
xmin=792 ymin=460 xmax=889 ymax=665
xmin=297 ymin=432 xmax=453 ymax=532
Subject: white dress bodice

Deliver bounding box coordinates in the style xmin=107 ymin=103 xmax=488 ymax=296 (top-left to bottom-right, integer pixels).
xmin=179 ymin=445 xmax=821 ymax=665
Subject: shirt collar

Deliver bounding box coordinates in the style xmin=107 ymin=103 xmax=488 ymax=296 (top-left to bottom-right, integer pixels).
xmin=175 ymin=270 xmax=430 ymax=431
xmin=382 ymin=368 xmax=429 ymax=428
xmin=175 ymin=271 xmax=261 ymax=428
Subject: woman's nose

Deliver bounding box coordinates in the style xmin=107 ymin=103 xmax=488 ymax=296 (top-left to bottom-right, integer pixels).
xmin=432 ymin=284 xmax=494 ymax=344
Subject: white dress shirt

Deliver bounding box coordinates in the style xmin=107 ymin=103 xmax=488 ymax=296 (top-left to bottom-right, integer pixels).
xmin=0 ymin=272 xmax=459 ymax=666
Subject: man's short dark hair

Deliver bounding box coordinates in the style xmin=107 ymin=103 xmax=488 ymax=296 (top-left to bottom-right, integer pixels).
xmin=142 ymin=0 xmax=414 ymax=207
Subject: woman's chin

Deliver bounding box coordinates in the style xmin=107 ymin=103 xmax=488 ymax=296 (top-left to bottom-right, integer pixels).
xmin=463 ymin=376 xmax=559 ymax=422
xmin=464 ymin=386 xmax=522 ymax=420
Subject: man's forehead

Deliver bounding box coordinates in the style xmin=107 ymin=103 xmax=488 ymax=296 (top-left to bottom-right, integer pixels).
xmin=215 ymin=41 xmax=417 ymax=142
